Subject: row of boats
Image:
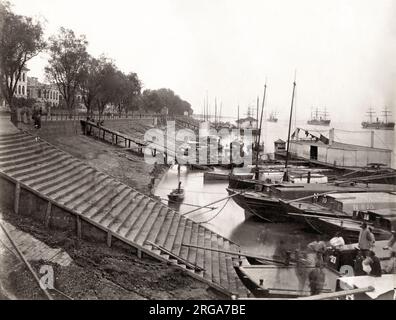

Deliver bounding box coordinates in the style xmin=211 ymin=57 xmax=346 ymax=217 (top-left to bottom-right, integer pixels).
xmin=204 ymin=163 xmax=396 ymax=299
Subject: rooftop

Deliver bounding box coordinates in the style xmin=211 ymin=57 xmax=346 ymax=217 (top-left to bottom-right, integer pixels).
xmin=291 ymin=139 xmax=391 ymax=152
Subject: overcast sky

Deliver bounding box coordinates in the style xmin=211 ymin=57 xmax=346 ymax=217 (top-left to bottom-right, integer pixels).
xmin=8 ymin=0 xmax=396 ymax=122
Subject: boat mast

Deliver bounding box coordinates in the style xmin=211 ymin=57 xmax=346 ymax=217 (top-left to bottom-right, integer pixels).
xmin=215 ymin=97 xmax=217 ymax=126
xmin=255 ymin=83 xmax=267 ymax=179
xmin=237 ymin=105 xmax=240 ymax=129
xmin=284 ymin=77 xmax=297 ymax=182
xmin=366 ymin=107 xmax=375 ymax=123
xmin=382 ymin=106 xmax=391 ymax=124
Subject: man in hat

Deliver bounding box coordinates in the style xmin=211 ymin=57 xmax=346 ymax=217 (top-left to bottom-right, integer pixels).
xmin=358 ymin=223 xmax=375 ymax=257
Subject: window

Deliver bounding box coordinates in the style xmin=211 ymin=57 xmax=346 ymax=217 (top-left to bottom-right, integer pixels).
xmin=18 ymin=85 xmax=21 ymax=95
xmin=22 ymin=73 xmax=25 ymax=82
xmin=38 ymin=89 xmax=41 ymax=98
xmin=22 ymin=86 xmax=25 ymax=95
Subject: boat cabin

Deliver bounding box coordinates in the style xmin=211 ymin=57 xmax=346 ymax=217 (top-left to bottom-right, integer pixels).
xmin=288 ymin=128 xmax=392 ymax=168
xmin=314 ymin=192 xmax=396 ymax=215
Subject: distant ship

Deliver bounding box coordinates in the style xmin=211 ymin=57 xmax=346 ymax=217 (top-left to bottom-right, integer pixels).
xmin=267 ymin=111 xmax=278 ymax=123
xmin=361 ymin=107 xmax=395 ymax=130
xmin=307 ymin=107 xmax=331 ymax=126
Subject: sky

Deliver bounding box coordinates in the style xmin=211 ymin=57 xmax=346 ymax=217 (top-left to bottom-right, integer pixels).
xmin=7 ymin=0 xmax=396 ymax=122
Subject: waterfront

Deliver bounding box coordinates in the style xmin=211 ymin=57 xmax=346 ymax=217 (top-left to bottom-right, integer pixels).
xmin=154 ymin=165 xmax=320 ymax=259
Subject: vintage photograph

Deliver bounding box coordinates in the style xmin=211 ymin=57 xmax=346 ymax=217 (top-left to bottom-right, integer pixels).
xmin=0 ymin=0 xmax=395 ymax=303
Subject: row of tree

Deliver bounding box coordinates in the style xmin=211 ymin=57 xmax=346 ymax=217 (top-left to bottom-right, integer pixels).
xmin=0 ymin=2 xmax=193 ymax=117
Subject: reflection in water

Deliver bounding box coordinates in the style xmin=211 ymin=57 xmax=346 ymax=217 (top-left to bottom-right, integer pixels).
xmin=154 ymin=166 xmax=319 ymax=258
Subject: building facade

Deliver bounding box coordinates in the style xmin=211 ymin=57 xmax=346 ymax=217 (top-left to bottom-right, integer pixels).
xmin=27 ymin=77 xmax=60 ymax=111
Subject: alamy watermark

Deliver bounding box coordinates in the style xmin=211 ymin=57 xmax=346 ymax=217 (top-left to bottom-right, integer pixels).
xmin=143 ymin=121 xmax=256 ymax=166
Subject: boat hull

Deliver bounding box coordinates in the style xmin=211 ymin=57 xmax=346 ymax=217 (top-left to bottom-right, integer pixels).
xmin=302 ymin=216 xmax=392 ymax=242
xmin=227 ymin=188 xmax=288 ymax=222
xmin=362 ymin=122 xmax=395 ymax=130
xmin=307 ymin=119 xmax=331 ymax=126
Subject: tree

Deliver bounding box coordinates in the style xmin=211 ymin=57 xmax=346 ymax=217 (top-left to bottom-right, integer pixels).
xmin=94 ymin=60 xmax=119 ymax=118
xmin=0 ymin=4 xmax=45 ymax=111
xmin=45 ymin=28 xmax=89 ymax=117
xmin=112 ymin=71 xmax=141 ymax=116
xmin=79 ymin=55 xmax=104 ymax=117
xmin=140 ymin=88 xmax=192 ymax=115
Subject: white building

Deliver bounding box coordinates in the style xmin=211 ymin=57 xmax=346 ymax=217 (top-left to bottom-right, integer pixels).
xmin=288 ymin=128 xmax=392 ymax=168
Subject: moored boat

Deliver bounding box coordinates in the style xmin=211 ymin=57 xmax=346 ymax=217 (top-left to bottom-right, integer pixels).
xmin=227 ymin=183 xmax=396 ymax=223
xmin=284 ymin=192 xmax=396 ymax=241
xmin=168 ymin=182 xmax=185 ymax=203
xmin=234 ymin=263 xmax=340 ymax=298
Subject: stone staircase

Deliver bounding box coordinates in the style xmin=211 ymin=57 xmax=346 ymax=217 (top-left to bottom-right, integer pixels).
xmin=0 ymin=130 xmax=246 ymax=297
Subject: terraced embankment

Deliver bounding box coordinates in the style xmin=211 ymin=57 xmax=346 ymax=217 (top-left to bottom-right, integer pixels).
xmin=0 ymin=119 xmax=246 ymax=297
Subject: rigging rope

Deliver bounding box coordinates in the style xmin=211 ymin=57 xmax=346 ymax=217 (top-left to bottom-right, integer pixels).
xmin=196 ymin=198 xmax=232 ymax=224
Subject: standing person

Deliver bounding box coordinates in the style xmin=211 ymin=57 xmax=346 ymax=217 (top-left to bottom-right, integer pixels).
xmin=368 ymin=251 xmax=382 ymax=277
xmin=353 ymin=250 xmax=365 ymax=276
xmin=308 ymin=262 xmax=326 ymax=296
xmin=358 ymin=223 xmax=375 ymax=257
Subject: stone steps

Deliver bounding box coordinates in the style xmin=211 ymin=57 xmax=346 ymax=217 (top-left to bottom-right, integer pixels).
xmin=0 ymin=130 xmax=244 ymax=297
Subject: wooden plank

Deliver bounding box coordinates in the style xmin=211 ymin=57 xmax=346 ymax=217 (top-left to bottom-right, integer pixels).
xmin=170 ymin=216 xmax=187 ymax=256
xmin=94 ymin=188 xmax=134 ymax=224
xmin=124 ymin=200 xmax=157 ymax=239
xmin=187 ymin=222 xmax=199 ymax=264
xmin=107 ymin=193 xmax=143 ymax=232
xmin=130 ymin=203 xmax=163 ymax=245
xmin=145 ymin=241 xmax=204 ymax=271
xmin=144 ymin=208 xmax=171 ymax=246
xmin=217 ymin=236 xmax=229 ymax=288
xmin=179 ymin=219 xmax=193 ymax=261
xmin=203 ymin=228 xmax=213 ymax=281
xmin=195 ymin=226 xmax=206 ymax=270
xmin=210 ymin=233 xmax=221 ymax=285
xmin=117 ymin=197 xmax=151 ymax=237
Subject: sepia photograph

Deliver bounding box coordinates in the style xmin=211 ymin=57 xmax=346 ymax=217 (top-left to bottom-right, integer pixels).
xmin=0 ymin=0 xmax=395 ymax=308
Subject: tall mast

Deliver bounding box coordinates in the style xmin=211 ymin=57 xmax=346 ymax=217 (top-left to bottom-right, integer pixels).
xmin=284 ymin=77 xmax=297 ymax=182
xmin=255 ymin=83 xmax=267 ymax=180
xmin=366 ymin=107 xmax=375 ymax=123
xmin=215 ymin=97 xmax=217 ymax=125
xmin=382 ymin=106 xmax=391 ymax=124
xmin=237 ymin=105 xmax=240 ymax=129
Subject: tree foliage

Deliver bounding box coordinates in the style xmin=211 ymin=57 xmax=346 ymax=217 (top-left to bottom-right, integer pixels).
xmin=140 ymin=88 xmax=192 ymax=115
xmin=45 ymin=27 xmax=89 ymax=115
xmin=0 ymin=4 xmax=45 ymax=109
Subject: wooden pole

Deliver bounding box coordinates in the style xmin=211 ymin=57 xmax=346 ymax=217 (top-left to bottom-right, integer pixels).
xmin=297 ymin=286 xmax=374 ymax=300
xmin=255 ymin=84 xmax=267 ymax=180
xmin=0 ymin=222 xmax=54 ymax=300
xmin=284 ymin=78 xmax=297 ymax=182
xmin=181 ymin=243 xmax=290 ymax=265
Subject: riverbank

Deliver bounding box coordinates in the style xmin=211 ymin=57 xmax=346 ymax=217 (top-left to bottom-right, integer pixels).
xmin=1 ymin=205 xmax=223 ymax=300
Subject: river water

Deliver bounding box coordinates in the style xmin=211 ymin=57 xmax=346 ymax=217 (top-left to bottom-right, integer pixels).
xmin=154 ymin=165 xmax=319 ymax=258
xmin=155 ymin=118 xmax=394 ymax=257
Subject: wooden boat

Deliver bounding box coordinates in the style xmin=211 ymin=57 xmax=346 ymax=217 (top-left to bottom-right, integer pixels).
xmin=168 ymin=182 xmax=185 ymax=202
xmin=235 ymin=263 xmax=340 ymax=298
xmin=307 ymin=107 xmax=331 ymax=126
xmin=361 ymin=107 xmax=395 ymax=131
xmin=325 ymin=240 xmax=393 ymax=273
xmin=203 ymin=171 xmax=230 ymax=181
xmin=336 ymin=275 xmax=395 ymax=300
xmin=284 ymin=192 xmax=396 ymax=241
xmin=227 ymin=183 xmax=396 ymax=223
